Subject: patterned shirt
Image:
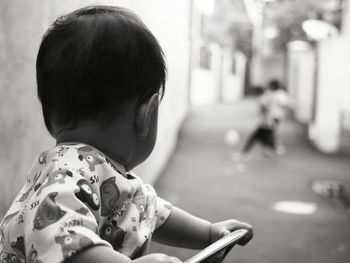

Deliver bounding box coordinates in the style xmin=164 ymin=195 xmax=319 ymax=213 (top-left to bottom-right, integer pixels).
xmin=0 ymin=143 xmax=172 ymax=263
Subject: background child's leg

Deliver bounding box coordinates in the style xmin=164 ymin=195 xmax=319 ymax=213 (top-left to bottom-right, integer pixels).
xmin=242 ymin=126 xmax=263 ymax=154
xmin=259 ymin=127 xmax=275 ymax=147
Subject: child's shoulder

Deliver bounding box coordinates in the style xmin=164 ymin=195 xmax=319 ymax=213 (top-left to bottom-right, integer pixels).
xmin=12 ymin=143 xmax=117 ymax=204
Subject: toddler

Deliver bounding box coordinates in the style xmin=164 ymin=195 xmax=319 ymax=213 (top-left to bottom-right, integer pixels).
xmin=0 ymin=6 xmax=253 ymax=263
xmin=236 ymin=80 xmax=289 ymax=161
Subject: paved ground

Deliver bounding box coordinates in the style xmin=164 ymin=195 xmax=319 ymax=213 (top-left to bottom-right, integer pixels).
xmin=150 ymin=100 xmax=350 ymax=263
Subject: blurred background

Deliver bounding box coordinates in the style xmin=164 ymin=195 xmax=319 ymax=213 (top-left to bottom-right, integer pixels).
xmin=0 ymin=0 xmax=349 ymax=262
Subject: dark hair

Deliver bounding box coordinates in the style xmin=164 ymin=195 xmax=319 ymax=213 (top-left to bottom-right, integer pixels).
xmin=36 ymin=6 xmax=166 ymax=136
xmin=268 ymin=79 xmax=281 ymax=91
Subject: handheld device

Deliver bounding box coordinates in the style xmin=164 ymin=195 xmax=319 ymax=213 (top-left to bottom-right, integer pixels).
xmin=184 ymin=229 xmax=249 ymax=263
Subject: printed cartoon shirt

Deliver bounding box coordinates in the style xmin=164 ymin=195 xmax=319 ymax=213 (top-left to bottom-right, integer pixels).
xmin=0 ymin=143 xmax=172 ymax=263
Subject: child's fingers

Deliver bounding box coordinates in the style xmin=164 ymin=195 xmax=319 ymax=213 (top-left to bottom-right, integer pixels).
xmin=229 ymin=220 xmax=253 ymax=232
xmin=238 ymin=233 xmax=253 ymax=246
xmin=211 ymin=219 xmax=253 ymax=245
xmin=236 ymin=221 xmax=253 ymax=246
xmin=219 ymin=229 xmax=231 ymax=237
xmin=216 ymin=219 xmax=254 ymax=245
xmin=237 ymin=227 xmax=254 ymax=246
xmin=229 ymin=220 xmax=253 ymax=236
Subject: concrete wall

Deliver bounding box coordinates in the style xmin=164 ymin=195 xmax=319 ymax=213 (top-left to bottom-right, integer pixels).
xmin=306 ymin=0 xmax=350 ymax=153
xmin=287 ymin=41 xmax=315 ymax=124
xmin=191 ymin=44 xmax=246 ymax=106
xmin=190 ymin=43 xmax=221 ymax=105
xmin=309 ymin=36 xmax=350 ymax=153
xmin=131 ymin=0 xmax=190 ymax=183
xmin=286 ymin=0 xmax=350 ymax=153
xmin=222 ymin=51 xmax=246 ymax=103
xmin=287 ymin=38 xmax=350 ymax=153
xmin=0 ymin=0 xmax=190 ymax=215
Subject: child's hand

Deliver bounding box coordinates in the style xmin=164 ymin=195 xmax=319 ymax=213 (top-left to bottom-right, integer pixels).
xmin=210 ymin=219 xmax=253 ymax=246
xmin=133 ymin=253 xmax=182 ymax=263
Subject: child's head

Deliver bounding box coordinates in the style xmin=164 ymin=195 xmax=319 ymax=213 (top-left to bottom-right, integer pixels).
xmin=37 ymin=5 xmax=166 ymax=137
xmin=267 ymin=79 xmax=281 ymax=91
xmin=36 ymin=6 xmax=166 ymax=169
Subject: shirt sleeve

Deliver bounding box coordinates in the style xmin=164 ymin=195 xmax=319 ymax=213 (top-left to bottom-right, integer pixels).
xmin=24 ymin=168 xmax=112 ymax=263
xmin=155 ymin=197 xmax=172 ymax=229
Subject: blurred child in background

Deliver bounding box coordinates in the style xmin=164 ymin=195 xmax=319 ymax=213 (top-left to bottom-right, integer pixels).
xmin=235 ymin=79 xmax=290 ymax=163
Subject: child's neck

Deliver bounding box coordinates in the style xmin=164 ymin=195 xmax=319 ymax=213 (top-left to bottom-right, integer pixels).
xmin=56 ymin=123 xmax=136 ymax=171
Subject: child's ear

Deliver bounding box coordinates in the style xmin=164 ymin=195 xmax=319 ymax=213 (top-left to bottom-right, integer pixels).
xmin=135 ymin=93 xmax=159 ymax=140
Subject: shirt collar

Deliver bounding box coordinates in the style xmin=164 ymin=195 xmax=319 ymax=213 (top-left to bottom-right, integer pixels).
xmin=56 ymin=141 xmax=128 ymax=178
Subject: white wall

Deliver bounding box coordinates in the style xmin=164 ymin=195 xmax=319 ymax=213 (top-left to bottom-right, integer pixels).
xmin=287 ymin=41 xmax=315 ymax=124
xmin=191 ymin=44 xmax=246 ymax=106
xmin=222 ymin=51 xmax=246 ymax=103
xmin=0 ymin=0 xmax=190 ymax=214
xmin=132 ymin=0 xmax=191 ymax=183
xmin=307 ymin=0 xmax=350 ymax=153
xmin=310 ymin=37 xmax=350 ymax=153
xmin=190 ymin=43 xmax=221 ymax=105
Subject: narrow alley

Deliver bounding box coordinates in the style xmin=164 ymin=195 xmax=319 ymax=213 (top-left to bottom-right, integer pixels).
xmin=0 ymin=1 xmax=349 ymax=263
xmin=151 ymin=100 xmax=350 ymax=263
